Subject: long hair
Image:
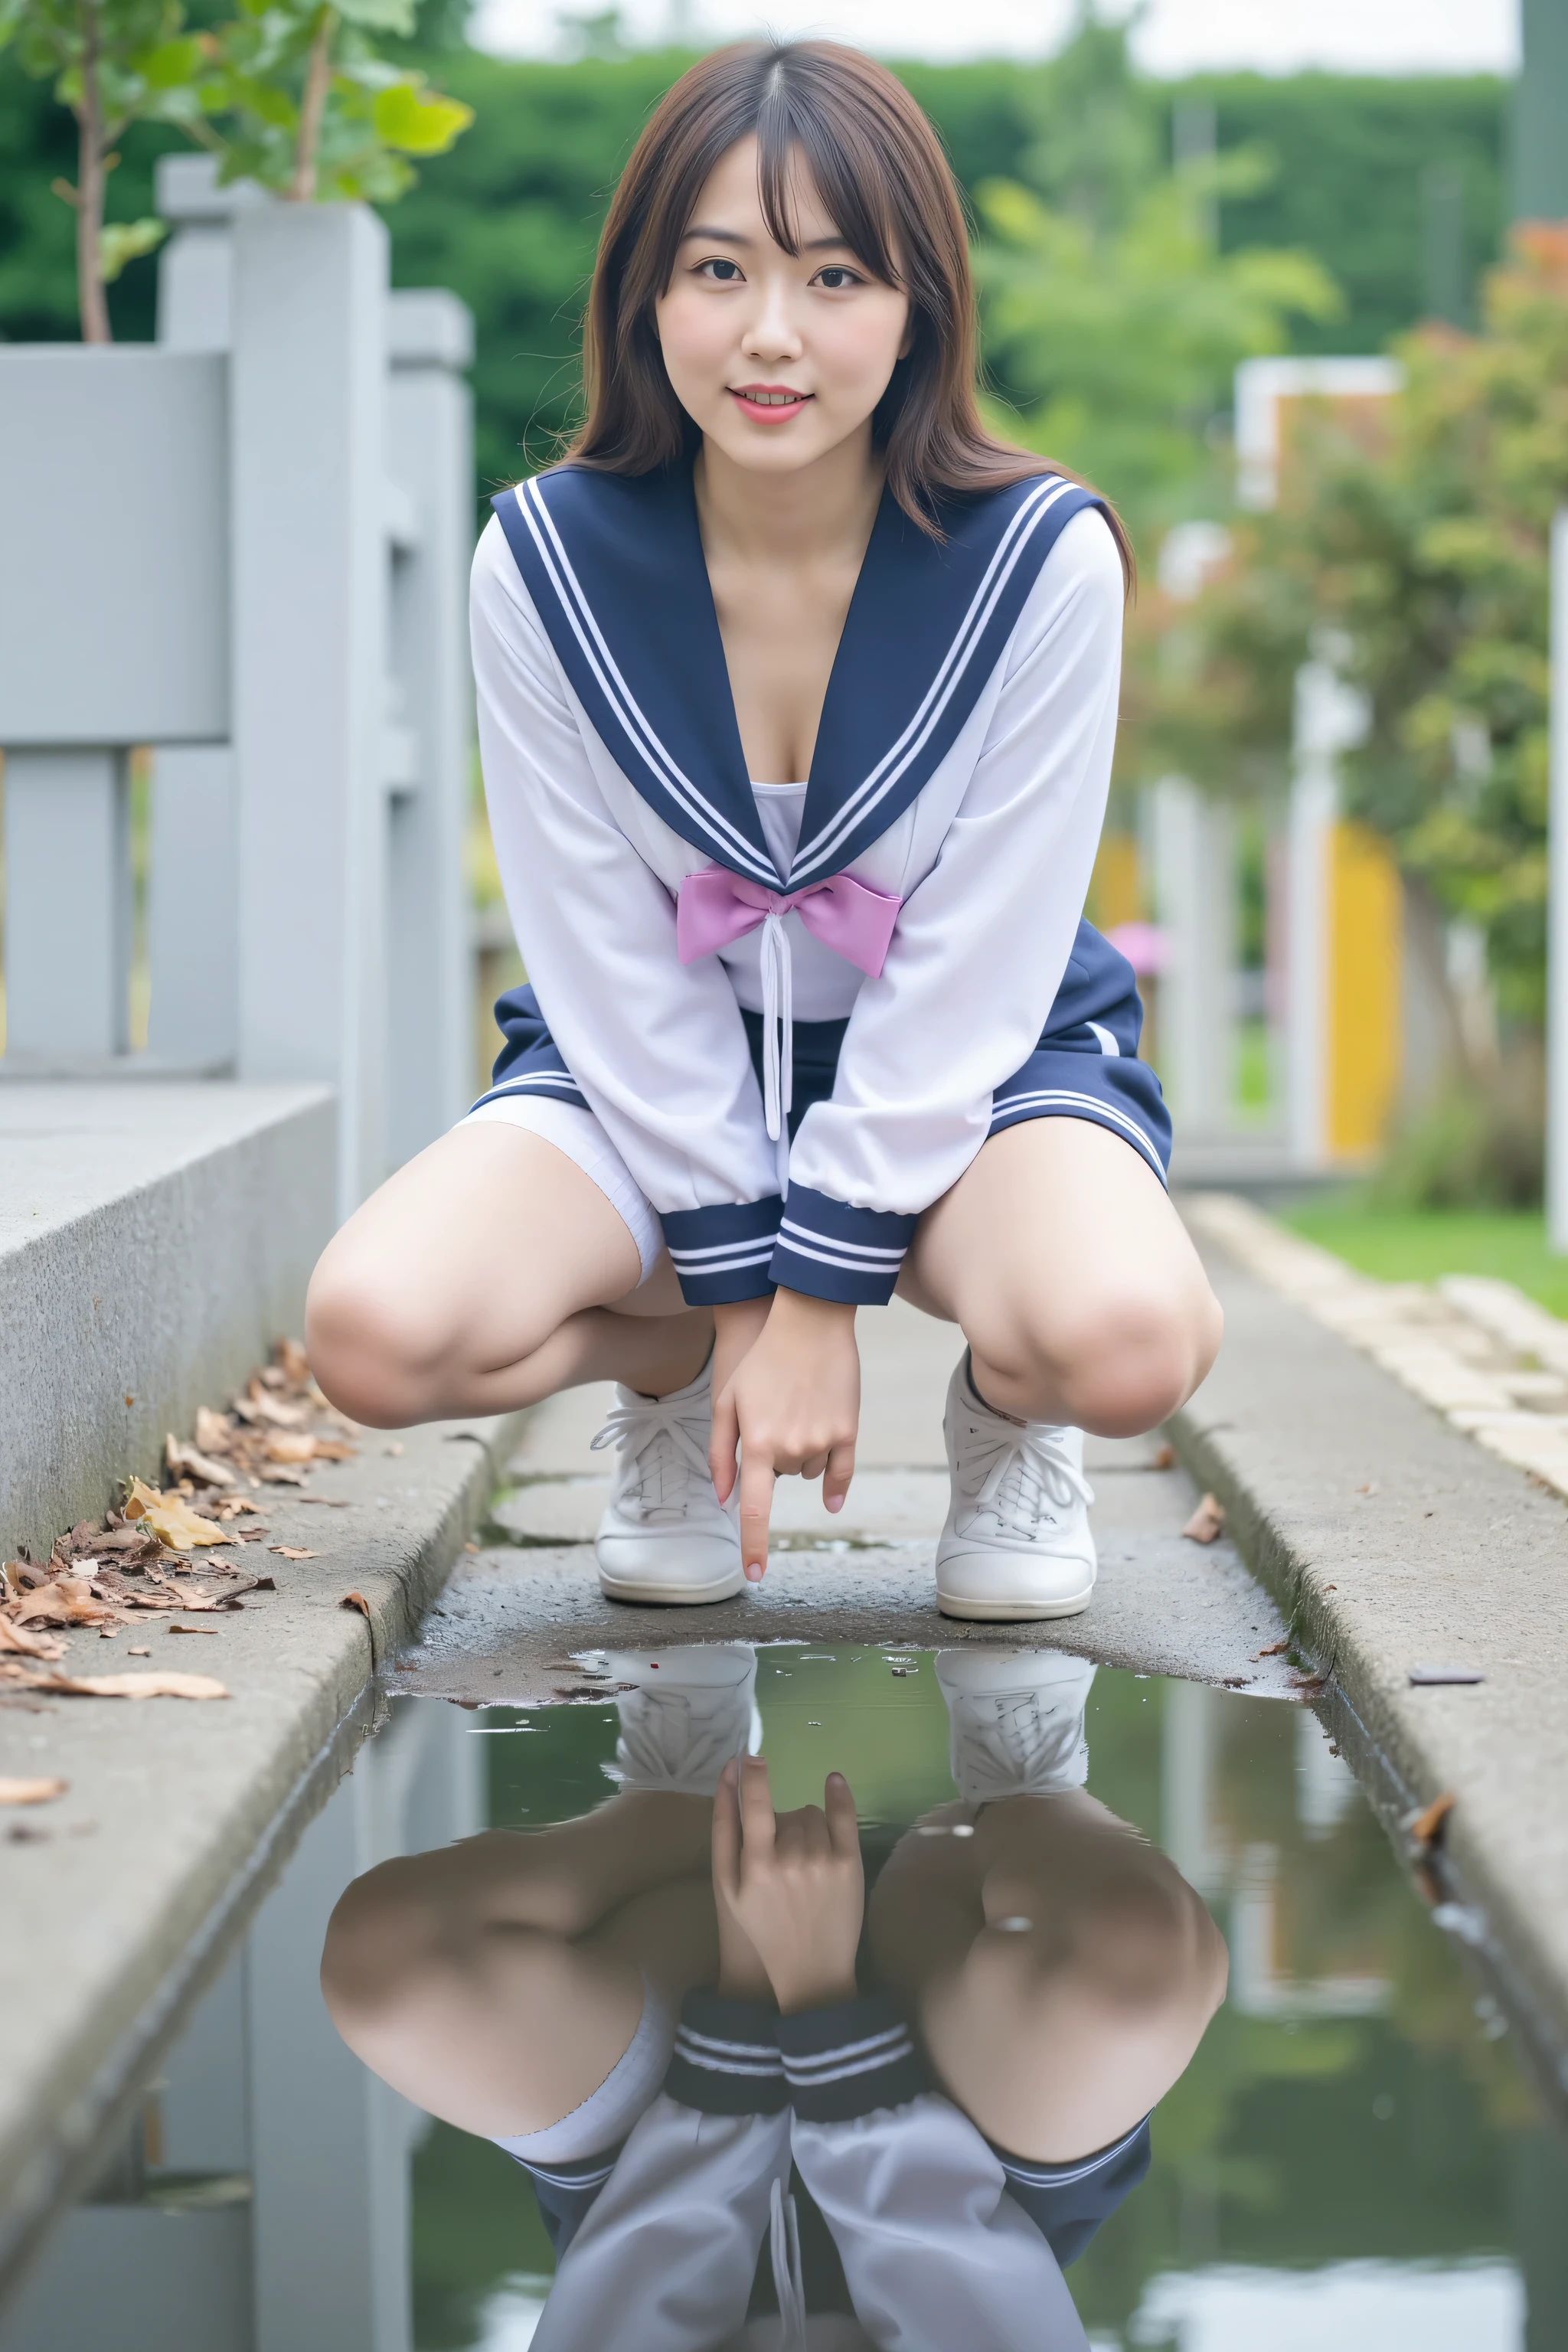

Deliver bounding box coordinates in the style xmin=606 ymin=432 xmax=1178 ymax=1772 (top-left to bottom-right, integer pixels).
xmin=561 ymin=39 xmax=1132 ymax=580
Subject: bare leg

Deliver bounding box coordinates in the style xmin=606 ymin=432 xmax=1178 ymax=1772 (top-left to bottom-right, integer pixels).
xmin=866 ymin=1792 xmax=1227 ymax=2161
xmin=898 ymin=1119 xmax=1222 ymax=1434
xmin=321 ymin=1791 xmax=718 ymax=2138
xmin=305 ymin=1124 xmax=712 ymax=1426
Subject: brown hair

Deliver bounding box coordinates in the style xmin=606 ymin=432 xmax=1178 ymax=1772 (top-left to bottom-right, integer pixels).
xmin=561 ymin=39 xmax=1132 ymax=580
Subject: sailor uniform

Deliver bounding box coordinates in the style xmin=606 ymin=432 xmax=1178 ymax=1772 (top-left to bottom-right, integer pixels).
xmin=468 ymin=460 xmax=1169 ymax=1308
xmin=508 ymin=1988 xmax=1148 ymax=2350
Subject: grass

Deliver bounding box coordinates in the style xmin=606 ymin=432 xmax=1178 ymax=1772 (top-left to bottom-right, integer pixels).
xmin=1279 ymin=1196 xmax=1568 ymax=1319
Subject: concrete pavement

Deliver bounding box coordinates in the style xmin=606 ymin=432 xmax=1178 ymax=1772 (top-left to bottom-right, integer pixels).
xmin=393 ymin=1298 xmax=1297 ymax=1699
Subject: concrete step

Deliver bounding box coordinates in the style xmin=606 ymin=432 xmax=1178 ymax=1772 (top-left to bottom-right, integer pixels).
xmin=1 ymin=1082 xmax=335 ymax=1560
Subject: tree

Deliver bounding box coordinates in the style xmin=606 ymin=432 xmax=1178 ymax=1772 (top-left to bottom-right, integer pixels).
xmin=1135 ymin=227 xmax=1568 ymax=1027
xmin=0 ymin=0 xmax=472 ymax=343
xmin=972 ymin=9 xmax=1341 ymax=539
xmin=0 ymin=0 xmax=196 ymax=339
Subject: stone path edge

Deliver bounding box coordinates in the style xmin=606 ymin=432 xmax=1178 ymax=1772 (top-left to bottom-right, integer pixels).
xmin=0 ymin=1408 xmax=524 ymax=2297
xmin=1169 ymin=1217 xmax=1568 ymax=2113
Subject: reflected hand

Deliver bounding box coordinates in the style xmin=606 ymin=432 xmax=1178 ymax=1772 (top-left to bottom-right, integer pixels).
xmin=709 ymin=1290 xmax=860 ymax=1582
xmin=712 ymin=1756 xmax=864 ymax=2013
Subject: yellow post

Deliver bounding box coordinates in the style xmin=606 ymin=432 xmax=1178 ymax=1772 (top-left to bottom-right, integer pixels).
xmin=1089 ymin=831 xmax=1142 ymax=932
xmin=1327 ymin=819 xmax=1402 ymax=1158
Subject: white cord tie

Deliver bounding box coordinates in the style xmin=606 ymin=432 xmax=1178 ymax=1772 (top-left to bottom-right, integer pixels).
xmin=759 ymin=910 xmax=794 ymax=1144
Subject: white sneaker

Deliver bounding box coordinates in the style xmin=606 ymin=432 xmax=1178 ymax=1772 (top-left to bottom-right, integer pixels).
xmin=599 ymin=1645 xmax=762 ymax=1796
xmin=936 ymin=1355 xmax=1096 ymax=1621
xmin=591 ymin=1359 xmax=743 ymax=1606
xmin=935 ymin=1648 xmax=1096 ymax=1803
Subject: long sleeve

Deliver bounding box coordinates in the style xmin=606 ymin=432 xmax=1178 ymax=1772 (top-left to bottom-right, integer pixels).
xmin=771 ymin=508 xmax=1124 ymax=1305
xmin=776 ymin=1996 xmax=1092 ymax=2352
xmin=471 ymin=519 xmax=784 ymax=1300
xmin=528 ymin=1992 xmax=790 ymax=2352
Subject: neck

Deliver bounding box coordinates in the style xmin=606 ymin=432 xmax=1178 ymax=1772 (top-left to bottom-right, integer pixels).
xmin=694 ymin=426 xmax=885 ymax=570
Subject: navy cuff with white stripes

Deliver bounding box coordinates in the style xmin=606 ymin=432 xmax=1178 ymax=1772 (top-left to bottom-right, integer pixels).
xmin=775 ymin=1993 xmax=930 ymax=2124
xmin=661 ymin=1197 xmax=783 ymax=1305
xmin=768 ymin=1184 xmax=918 ymax=1307
xmin=664 ymin=1991 xmax=787 ymax=2115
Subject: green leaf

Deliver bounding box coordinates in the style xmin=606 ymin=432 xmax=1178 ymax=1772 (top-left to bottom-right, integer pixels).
xmin=333 ymin=0 xmax=416 ymax=33
xmin=100 ymin=215 xmax=168 ymax=285
xmin=371 ymin=77 xmax=472 ymax=155
xmin=133 ymin=34 xmax=204 ymax=87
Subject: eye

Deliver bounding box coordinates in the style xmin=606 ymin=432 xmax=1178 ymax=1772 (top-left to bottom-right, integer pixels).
xmin=813 ymin=265 xmax=862 ymax=290
xmin=696 ymin=257 xmax=744 ymax=283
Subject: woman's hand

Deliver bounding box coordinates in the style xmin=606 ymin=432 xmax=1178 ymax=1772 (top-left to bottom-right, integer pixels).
xmin=712 ymin=1756 xmax=864 ymax=2014
xmin=710 ymin=1296 xmax=772 ymax=1415
xmin=709 ymin=1289 xmax=859 ymax=1581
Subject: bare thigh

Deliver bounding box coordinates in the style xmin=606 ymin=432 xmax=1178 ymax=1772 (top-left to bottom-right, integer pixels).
xmin=898 ymin=1117 xmax=1223 ymax=1434
xmin=321 ymin=1792 xmax=718 ymax=2139
xmin=866 ymin=1793 xmax=1227 ymax=2161
xmin=305 ymin=1123 xmax=709 ymax=1426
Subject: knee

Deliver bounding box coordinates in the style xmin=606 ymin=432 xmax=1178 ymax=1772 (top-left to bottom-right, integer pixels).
xmin=980 ymin=1278 xmax=1222 ymax=1436
xmin=320 ymin=1860 xmax=436 ymax=2037
xmin=305 ymin=1248 xmax=449 ymax=1428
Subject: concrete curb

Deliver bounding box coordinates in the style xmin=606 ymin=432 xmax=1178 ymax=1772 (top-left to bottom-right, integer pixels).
xmin=1170 ymin=1221 xmax=1568 ymax=2109
xmin=0 ymin=1406 xmax=523 ymax=2293
xmin=0 ymin=1083 xmax=335 ymax=1560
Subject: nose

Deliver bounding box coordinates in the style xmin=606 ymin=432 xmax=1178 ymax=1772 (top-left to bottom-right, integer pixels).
xmin=740 ymin=272 xmax=804 ymax=365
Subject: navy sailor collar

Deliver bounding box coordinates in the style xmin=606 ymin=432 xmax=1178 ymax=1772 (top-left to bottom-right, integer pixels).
xmin=492 ymin=458 xmax=1103 ymax=890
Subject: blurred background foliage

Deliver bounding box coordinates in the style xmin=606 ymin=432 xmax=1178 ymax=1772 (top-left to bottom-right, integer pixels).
xmin=0 ymin=5 xmax=1508 ymax=507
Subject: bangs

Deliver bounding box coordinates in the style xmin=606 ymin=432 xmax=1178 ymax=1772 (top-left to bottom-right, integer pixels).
xmin=751 ymin=70 xmax=905 ymax=287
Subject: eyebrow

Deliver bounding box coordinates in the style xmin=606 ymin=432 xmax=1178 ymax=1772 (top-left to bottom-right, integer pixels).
xmin=679 ymin=224 xmax=857 ymax=252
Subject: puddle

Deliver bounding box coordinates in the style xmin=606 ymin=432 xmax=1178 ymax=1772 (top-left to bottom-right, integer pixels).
xmin=5 ymin=1646 xmax=1564 ymax=2352
xmin=404 ymin=1648 xmax=1568 ymax=2351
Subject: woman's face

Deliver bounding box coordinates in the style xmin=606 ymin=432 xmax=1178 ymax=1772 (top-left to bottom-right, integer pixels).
xmin=654 ymin=134 xmax=912 ymax=479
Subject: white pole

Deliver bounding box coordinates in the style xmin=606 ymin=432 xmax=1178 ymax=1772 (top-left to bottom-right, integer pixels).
xmin=1547 ymin=509 xmax=1568 ymax=1251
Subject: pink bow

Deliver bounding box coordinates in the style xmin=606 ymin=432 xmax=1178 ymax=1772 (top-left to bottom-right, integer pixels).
xmin=675 ymin=864 xmax=901 ymax=977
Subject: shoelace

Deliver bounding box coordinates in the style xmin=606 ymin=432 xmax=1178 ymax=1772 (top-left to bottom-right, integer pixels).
xmin=769 ymin=2174 xmax=808 ymax=2352
xmin=958 ymin=1413 xmax=1093 ymax=1535
xmin=959 ymin=1684 xmax=1089 ymax=1795
xmin=591 ymin=1390 xmax=714 ymax=1519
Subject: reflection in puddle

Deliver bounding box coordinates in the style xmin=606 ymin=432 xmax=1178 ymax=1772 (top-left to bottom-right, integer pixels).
xmin=5 ymin=1650 xmax=1565 ymax=2352
xmin=327 ymin=1648 xmax=1217 ymax=2349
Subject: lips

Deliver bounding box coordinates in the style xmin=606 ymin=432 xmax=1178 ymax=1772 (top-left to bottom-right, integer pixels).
xmin=729 ymin=385 xmax=811 ymax=420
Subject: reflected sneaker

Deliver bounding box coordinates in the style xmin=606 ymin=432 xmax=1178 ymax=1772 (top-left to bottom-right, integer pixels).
xmin=592 ymin=1359 xmax=743 ymax=1606
xmin=935 ymin=1648 xmax=1096 ymax=1802
xmin=600 ymin=1644 xmax=762 ymax=1796
xmin=936 ymin=1354 xmax=1096 ymax=1622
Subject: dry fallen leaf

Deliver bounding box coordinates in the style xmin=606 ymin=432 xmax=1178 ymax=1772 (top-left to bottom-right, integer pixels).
xmin=1256 ymin=1639 xmax=1289 ymax=1658
xmin=122 ymin=1478 xmax=227 ymax=1552
xmin=128 ymin=1646 xmax=150 ymax=1657
xmin=341 ymin=1591 xmax=371 ymax=1619
xmin=276 ymin=1337 xmax=312 ymax=1386
xmin=264 ymin=1431 xmax=318 ymax=1464
xmin=8 ymin=1578 xmax=121 ymax=1630
xmin=1409 ymin=1790 xmax=1457 ymax=1849
xmin=270 ymin=1547 xmax=317 ymax=1561
xmin=1181 ymin=1493 xmax=1226 ymax=1544
xmin=194 ymin=1406 xmax=235 ymax=1456
xmin=0 ymin=1617 xmax=67 ymax=1661
xmin=165 ymin=1434 xmax=238 ymax=1488
xmin=1150 ymin=1443 xmax=1176 ymax=1471
xmin=26 ymin=1668 xmax=229 ymax=1700
xmin=168 ymin=1624 xmax=221 ymax=1636
xmin=0 ymin=1776 xmax=67 ymax=1806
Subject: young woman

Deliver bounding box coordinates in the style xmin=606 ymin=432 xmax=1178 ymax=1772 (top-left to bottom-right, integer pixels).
xmin=305 ymin=39 xmax=1223 ymax=1618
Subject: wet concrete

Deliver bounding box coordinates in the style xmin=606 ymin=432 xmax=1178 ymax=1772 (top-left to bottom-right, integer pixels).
xmin=392 ymin=1300 xmax=1297 ymax=1703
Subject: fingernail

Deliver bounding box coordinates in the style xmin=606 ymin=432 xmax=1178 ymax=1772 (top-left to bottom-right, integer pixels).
xmin=825 ymin=1494 xmax=844 ymax=1514
xmin=744 ymin=1562 xmax=763 ymax=1582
